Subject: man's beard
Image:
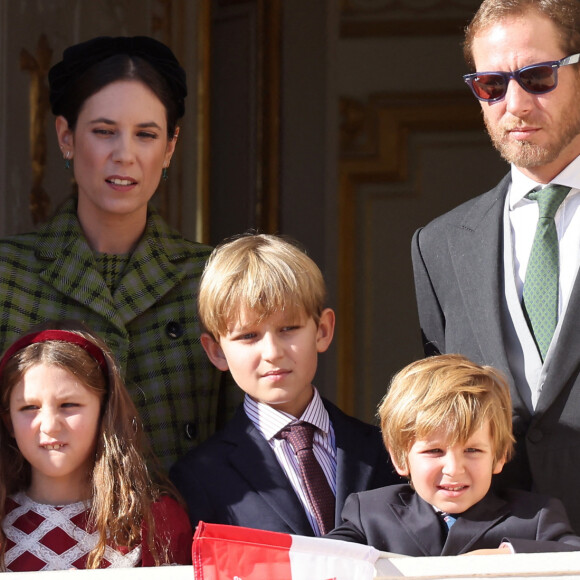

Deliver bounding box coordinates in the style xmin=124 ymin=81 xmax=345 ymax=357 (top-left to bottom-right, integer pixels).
xmin=484 ymin=109 xmax=580 ymax=169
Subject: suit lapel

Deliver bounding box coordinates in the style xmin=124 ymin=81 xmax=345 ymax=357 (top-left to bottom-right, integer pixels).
xmin=35 ymin=211 xmax=125 ymax=332
xmin=113 ymin=224 xmax=190 ymax=323
xmin=537 ymin=271 xmax=580 ymax=413
xmin=448 ymin=176 xmax=511 ymax=375
xmin=390 ymin=492 xmax=447 ymax=556
xmin=442 ymin=493 xmax=509 ymax=555
xmin=445 ymin=174 xmax=536 ymax=415
xmin=223 ymin=408 xmax=314 ymax=535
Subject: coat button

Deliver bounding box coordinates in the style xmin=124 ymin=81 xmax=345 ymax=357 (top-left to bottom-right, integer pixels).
xmin=185 ymin=422 xmax=197 ymax=440
xmin=528 ymin=428 xmax=543 ymax=443
xmin=166 ymin=321 xmax=183 ymax=339
xmin=512 ymin=415 xmax=528 ymax=438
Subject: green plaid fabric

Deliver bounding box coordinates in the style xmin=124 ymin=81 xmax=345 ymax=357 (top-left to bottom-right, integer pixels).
xmin=0 ymin=198 xmax=221 ymax=471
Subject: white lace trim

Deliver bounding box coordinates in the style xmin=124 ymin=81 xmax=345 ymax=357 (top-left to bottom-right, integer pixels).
xmin=3 ymin=491 xmax=142 ymax=570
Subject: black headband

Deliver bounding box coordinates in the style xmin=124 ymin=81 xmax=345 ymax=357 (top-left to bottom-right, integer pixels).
xmin=48 ymin=35 xmax=187 ymax=118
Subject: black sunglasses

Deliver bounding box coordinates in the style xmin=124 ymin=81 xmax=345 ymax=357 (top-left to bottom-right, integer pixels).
xmin=463 ymin=53 xmax=580 ymax=102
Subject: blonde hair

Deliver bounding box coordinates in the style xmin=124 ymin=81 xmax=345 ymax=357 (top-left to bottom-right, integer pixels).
xmin=199 ymin=233 xmax=327 ymax=339
xmin=463 ymin=0 xmax=580 ymax=69
xmin=379 ymin=354 xmax=515 ymax=472
xmin=0 ymin=321 xmax=177 ymax=569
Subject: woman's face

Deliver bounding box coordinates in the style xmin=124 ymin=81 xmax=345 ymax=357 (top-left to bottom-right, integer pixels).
xmin=56 ymin=79 xmax=177 ymax=226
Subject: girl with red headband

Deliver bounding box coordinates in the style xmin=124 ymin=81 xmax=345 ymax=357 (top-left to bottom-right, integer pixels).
xmin=0 ymin=322 xmax=192 ymax=571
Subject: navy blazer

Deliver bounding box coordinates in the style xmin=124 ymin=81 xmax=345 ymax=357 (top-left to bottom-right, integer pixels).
xmin=169 ymin=399 xmax=401 ymax=535
xmin=326 ymin=484 xmax=580 ymax=555
xmin=412 ymin=173 xmax=580 ymax=532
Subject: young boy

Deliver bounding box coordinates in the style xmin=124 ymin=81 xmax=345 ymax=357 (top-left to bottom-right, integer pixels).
xmin=325 ymin=354 xmax=580 ymax=555
xmin=170 ymin=233 xmax=400 ymax=536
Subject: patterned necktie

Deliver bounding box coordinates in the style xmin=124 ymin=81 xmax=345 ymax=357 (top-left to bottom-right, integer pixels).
xmin=278 ymin=422 xmax=335 ymax=534
xmin=522 ymin=184 xmax=571 ymax=361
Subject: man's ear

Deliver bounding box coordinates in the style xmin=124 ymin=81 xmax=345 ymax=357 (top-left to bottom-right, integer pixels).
xmin=200 ymin=333 xmax=230 ymax=372
xmin=389 ymin=449 xmax=410 ymax=477
xmin=316 ymin=308 xmax=335 ymax=353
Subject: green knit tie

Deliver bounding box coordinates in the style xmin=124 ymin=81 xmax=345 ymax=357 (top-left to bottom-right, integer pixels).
xmin=522 ymin=184 xmax=570 ymax=361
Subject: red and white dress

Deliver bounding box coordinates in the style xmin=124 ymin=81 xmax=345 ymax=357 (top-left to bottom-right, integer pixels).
xmin=3 ymin=492 xmax=192 ymax=571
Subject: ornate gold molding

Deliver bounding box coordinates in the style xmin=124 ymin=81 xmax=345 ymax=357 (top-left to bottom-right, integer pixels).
xmin=337 ymin=91 xmax=484 ymax=414
xmin=20 ymin=34 xmax=52 ymax=225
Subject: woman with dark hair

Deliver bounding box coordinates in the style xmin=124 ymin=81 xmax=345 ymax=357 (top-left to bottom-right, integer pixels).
xmin=0 ymin=36 xmax=220 ymax=471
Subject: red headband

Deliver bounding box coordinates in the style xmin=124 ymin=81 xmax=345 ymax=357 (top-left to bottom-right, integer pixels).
xmin=0 ymin=330 xmax=108 ymax=379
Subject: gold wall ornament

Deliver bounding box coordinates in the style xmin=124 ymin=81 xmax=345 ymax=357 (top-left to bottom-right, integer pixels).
xmin=340 ymin=97 xmax=375 ymax=156
xmin=20 ymin=34 xmax=52 ymax=225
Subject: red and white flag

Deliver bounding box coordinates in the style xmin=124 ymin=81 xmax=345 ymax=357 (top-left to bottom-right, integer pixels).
xmin=192 ymin=521 xmax=380 ymax=580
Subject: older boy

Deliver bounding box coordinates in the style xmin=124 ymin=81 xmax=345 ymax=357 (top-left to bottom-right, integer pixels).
xmin=170 ymin=233 xmax=399 ymax=536
xmin=326 ymin=354 xmax=580 ymax=554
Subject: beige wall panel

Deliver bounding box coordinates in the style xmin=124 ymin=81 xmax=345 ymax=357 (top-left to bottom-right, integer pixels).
xmin=352 ymin=130 xmax=507 ymax=420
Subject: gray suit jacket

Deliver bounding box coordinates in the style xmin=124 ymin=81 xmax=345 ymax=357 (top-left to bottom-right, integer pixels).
xmin=170 ymin=399 xmax=401 ymax=535
xmin=326 ymin=484 xmax=580 ymax=555
xmin=412 ymin=173 xmax=580 ymax=531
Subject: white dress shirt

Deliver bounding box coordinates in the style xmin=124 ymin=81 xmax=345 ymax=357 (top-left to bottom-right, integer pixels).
xmin=504 ymin=156 xmax=580 ymax=408
xmin=509 ymin=158 xmax=580 ymax=317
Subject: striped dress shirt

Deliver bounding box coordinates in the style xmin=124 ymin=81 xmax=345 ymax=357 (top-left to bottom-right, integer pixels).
xmin=244 ymin=388 xmax=337 ymax=536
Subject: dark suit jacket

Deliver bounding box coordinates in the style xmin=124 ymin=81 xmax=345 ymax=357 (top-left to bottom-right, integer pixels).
xmin=169 ymin=399 xmax=401 ymax=535
xmin=412 ymin=173 xmax=580 ymax=532
xmin=325 ymin=484 xmax=580 ymax=555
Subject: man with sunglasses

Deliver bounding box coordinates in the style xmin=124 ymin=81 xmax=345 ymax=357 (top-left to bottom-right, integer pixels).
xmin=412 ymin=0 xmax=580 ymax=532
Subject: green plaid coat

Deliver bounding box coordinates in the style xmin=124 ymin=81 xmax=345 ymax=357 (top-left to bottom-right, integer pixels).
xmin=0 ymin=198 xmax=220 ymax=471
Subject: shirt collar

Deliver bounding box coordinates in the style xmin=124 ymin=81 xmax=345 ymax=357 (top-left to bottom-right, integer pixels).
xmin=244 ymin=387 xmax=330 ymax=441
xmin=509 ymin=155 xmax=580 ymax=210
